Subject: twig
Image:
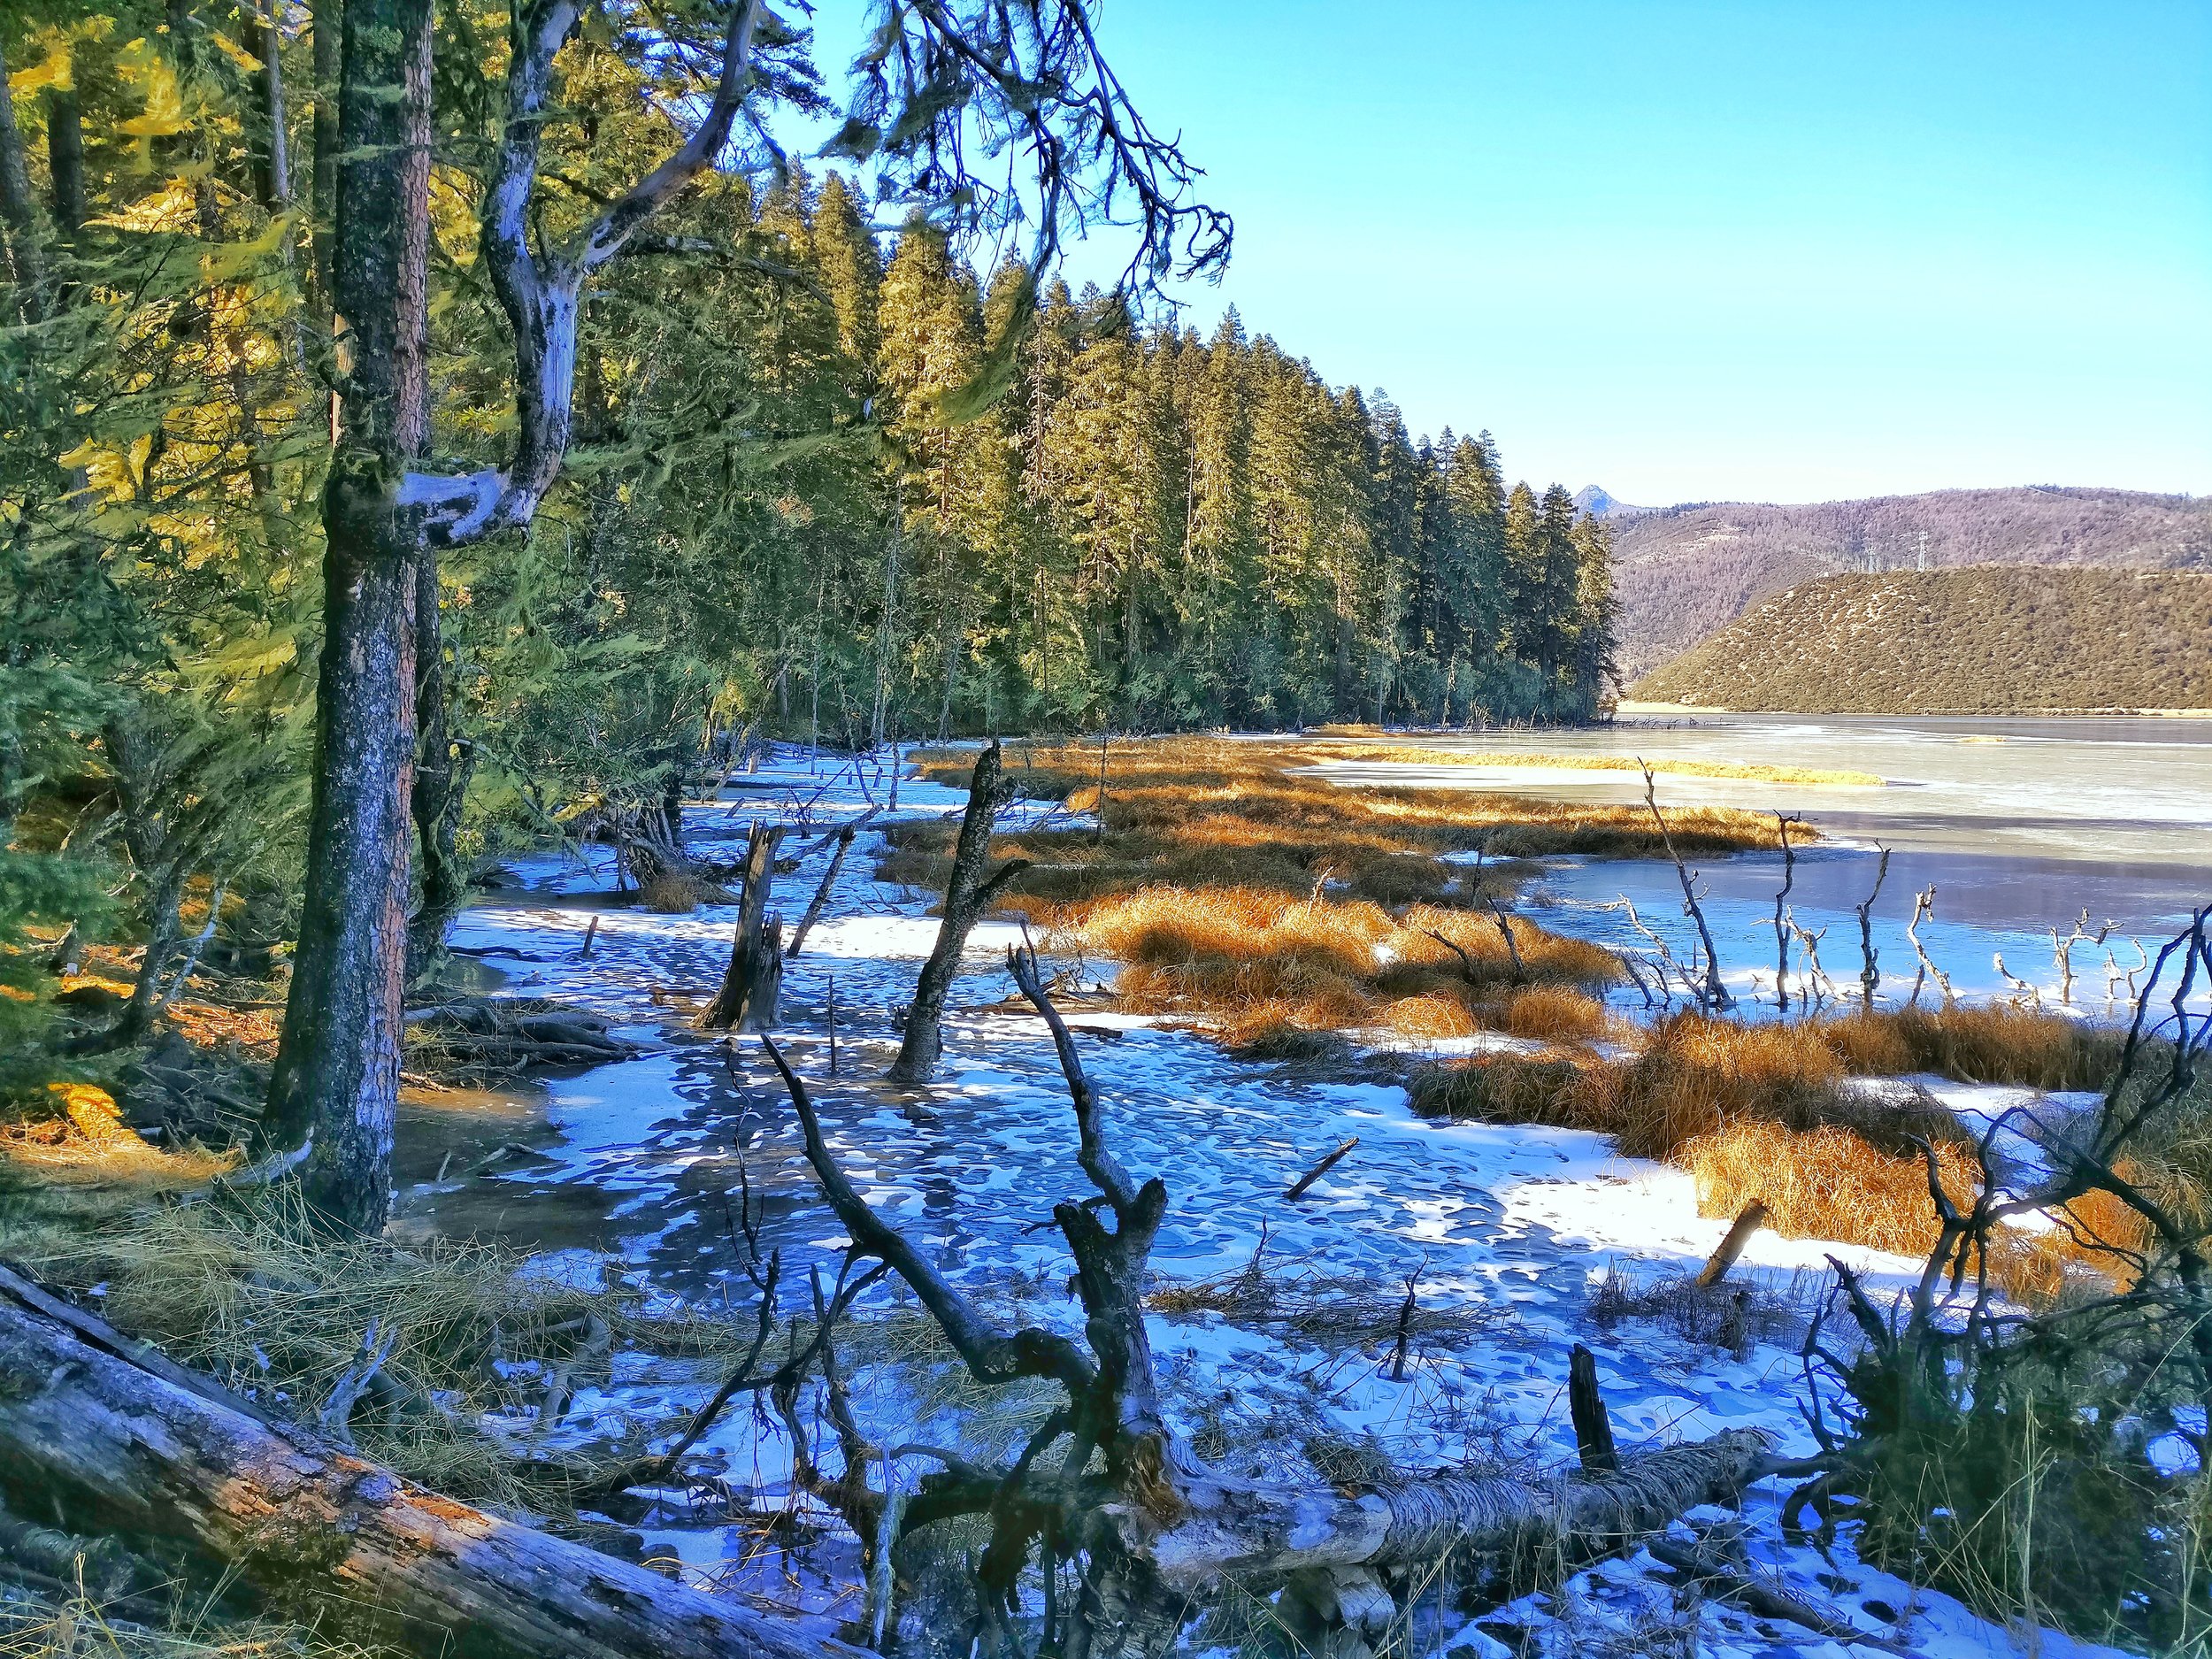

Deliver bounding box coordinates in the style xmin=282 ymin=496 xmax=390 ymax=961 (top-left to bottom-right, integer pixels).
xmin=319 ymin=1320 xmax=399 ymax=1448
xmin=1389 ymin=1263 xmax=1423 ymax=1382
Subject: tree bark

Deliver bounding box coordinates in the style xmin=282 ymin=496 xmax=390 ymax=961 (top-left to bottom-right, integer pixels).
xmin=250 ymin=0 xmax=292 ymax=212
xmin=701 ymin=821 xmax=785 ymax=1033
xmin=1568 ymin=1343 xmax=1619 ymax=1475
xmin=406 ymin=554 xmax=472 ymax=987
xmin=0 ymin=35 xmax=50 ymax=323
xmin=263 ymin=0 xmax=435 ymax=1234
xmin=1696 ymin=1200 xmax=1768 ymax=1289
xmin=44 ymin=89 xmax=86 ymax=244
xmin=0 ymin=1267 xmax=864 ymax=1659
xmin=310 ymin=0 xmax=337 ymax=309
xmin=887 ymin=741 xmax=1029 ymax=1085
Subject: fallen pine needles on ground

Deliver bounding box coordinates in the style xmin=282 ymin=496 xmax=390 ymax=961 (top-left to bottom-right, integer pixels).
xmin=7 ymin=1192 xmax=758 ymax=1511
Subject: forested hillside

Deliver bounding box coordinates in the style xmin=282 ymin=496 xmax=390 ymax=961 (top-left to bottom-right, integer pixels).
xmin=0 ymin=0 xmax=1612 ymax=1222
xmin=1609 ymin=488 xmax=2212 ymax=678
xmin=1632 ymin=567 xmax=2212 ymax=713
xmin=1 ymin=12 xmax=1613 ymax=889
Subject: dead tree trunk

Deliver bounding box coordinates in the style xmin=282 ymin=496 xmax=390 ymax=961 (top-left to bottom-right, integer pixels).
xmin=1568 ymin=1343 xmax=1619 ymax=1474
xmin=701 ymin=820 xmax=784 ymax=1033
xmin=0 ymin=1266 xmax=862 ymax=1659
xmin=887 ymin=741 xmax=1030 ymax=1085
xmin=787 ymin=810 xmax=877 ymax=961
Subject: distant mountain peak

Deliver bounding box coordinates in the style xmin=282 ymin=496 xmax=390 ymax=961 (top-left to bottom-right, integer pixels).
xmin=1573 ymin=485 xmax=1647 ymax=518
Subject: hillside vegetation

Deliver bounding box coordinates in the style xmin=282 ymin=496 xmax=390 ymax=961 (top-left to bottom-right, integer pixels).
xmin=1609 ymin=488 xmax=2212 ymax=679
xmin=1632 ymin=567 xmax=2212 ymax=713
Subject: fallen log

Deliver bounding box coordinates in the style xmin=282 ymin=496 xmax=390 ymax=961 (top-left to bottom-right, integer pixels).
xmin=1284 ymin=1136 xmax=1357 ymax=1202
xmin=1115 ymin=1427 xmax=1777 ymax=1598
xmin=0 ymin=1264 xmax=864 ymax=1659
xmin=1646 ymin=1534 xmax=1917 ymax=1654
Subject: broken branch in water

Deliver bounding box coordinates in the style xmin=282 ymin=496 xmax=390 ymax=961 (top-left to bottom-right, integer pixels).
xmin=1285 ymin=1136 xmax=1358 ymax=1202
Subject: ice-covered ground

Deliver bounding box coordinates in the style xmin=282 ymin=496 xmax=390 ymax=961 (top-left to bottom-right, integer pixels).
xmin=403 ymin=745 xmax=2134 ymax=1659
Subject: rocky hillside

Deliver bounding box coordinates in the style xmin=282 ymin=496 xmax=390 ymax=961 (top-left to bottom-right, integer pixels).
xmin=1608 ymin=487 xmax=2212 ymax=680
xmin=1630 ymin=567 xmax=2212 ymax=714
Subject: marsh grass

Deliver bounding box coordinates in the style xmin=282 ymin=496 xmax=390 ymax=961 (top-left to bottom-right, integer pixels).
xmin=0 ymin=1586 xmax=388 ymax=1659
xmin=1587 ymin=1259 xmax=1824 ymax=1357
xmin=891 ymin=737 xmax=1788 ymax=1048
xmin=1817 ymin=1004 xmax=2122 ymax=1091
xmin=1684 ymin=1119 xmax=1980 ymax=1257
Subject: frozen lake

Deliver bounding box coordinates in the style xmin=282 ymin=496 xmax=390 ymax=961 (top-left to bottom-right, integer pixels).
xmin=1309 ymin=713 xmax=2212 ymax=1008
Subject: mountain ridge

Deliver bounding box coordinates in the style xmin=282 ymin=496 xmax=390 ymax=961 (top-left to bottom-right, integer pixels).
xmin=1601 ymin=485 xmax=2212 ymax=680
xmin=1629 ymin=565 xmax=2212 ymax=715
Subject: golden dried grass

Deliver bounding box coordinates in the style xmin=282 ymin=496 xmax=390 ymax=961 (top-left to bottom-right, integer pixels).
xmin=1494 ymin=985 xmax=1617 ymax=1043
xmin=1686 ymin=1118 xmax=1977 ymax=1257
xmin=890 ymin=735 xmax=1789 ymax=1046
xmin=639 ymin=872 xmax=703 ymax=913
xmin=0 ymin=1087 xmax=237 ymax=1194
xmin=1383 ymin=994 xmax=1482 ymax=1040
xmin=1817 ymin=1004 xmax=2120 ymax=1090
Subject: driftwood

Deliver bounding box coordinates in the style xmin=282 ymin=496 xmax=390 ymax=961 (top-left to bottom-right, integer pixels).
xmin=769 ymin=943 xmax=1779 ymax=1654
xmin=1697 ymin=1200 xmax=1769 ymax=1288
xmin=701 ymin=820 xmax=785 ymax=1033
xmin=1646 ymin=1534 xmax=1914 ymax=1654
xmin=887 ymin=741 xmax=1031 ymax=1084
xmin=1771 ymin=811 xmax=1801 ymax=1012
xmin=1285 ymin=1136 xmax=1358 ymax=1202
xmin=1639 ymin=760 xmax=1732 ymax=1012
xmin=0 ymin=1263 xmax=862 ymax=1659
xmin=405 ymin=997 xmax=640 ymax=1077
xmin=1854 ymin=844 xmax=1892 ymax=1010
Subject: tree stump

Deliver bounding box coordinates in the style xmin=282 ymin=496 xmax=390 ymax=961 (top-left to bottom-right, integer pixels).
xmin=701 ymin=821 xmax=785 ymax=1033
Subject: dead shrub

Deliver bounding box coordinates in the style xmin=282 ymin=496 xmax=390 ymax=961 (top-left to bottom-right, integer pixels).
xmin=638 ymin=872 xmax=701 ymax=914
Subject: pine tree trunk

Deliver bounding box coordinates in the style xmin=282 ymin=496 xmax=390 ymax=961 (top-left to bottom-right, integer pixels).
xmin=250 ymin=0 xmax=291 ymax=212
xmin=406 ymin=557 xmax=472 ymax=987
xmin=265 ymin=0 xmax=435 ymax=1236
xmin=0 ymin=36 xmax=50 ymax=323
xmin=310 ymin=0 xmax=338 ymax=311
xmin=43 ymin=89 xmax=85 ymax=243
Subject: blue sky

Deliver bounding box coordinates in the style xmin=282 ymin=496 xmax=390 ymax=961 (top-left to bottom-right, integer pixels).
xmin=834 ymin=2 xmax=2212 ymax=506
